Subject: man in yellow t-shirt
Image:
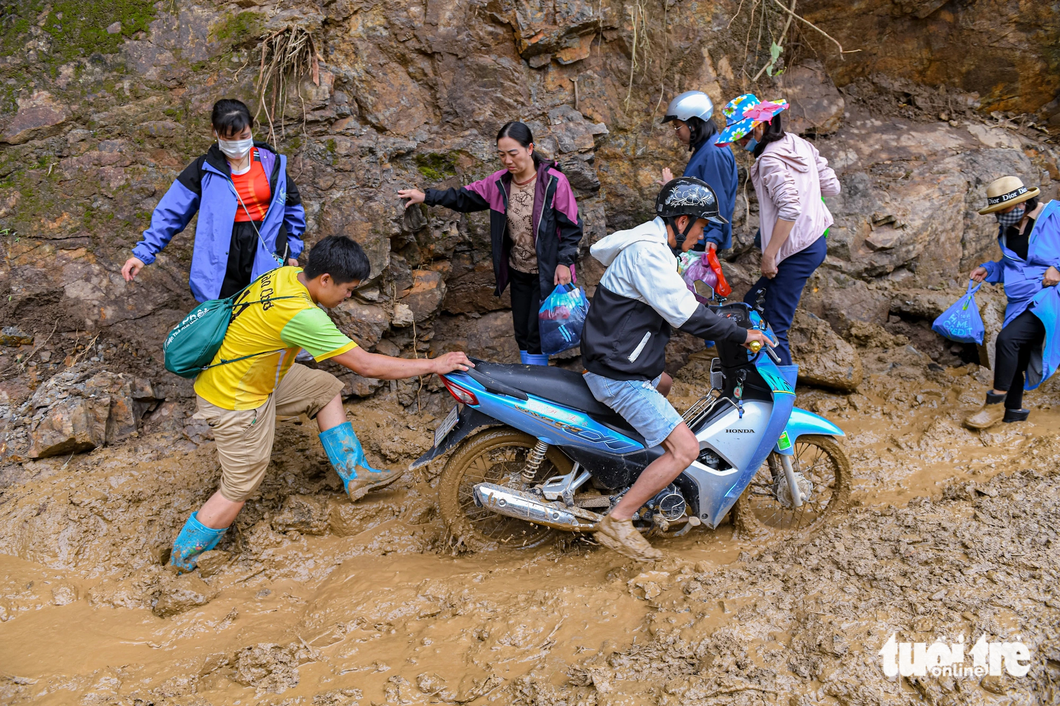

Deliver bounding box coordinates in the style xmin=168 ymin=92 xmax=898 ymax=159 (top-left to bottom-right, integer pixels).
xmin=169 ymin=235 xmax=473 ymax=572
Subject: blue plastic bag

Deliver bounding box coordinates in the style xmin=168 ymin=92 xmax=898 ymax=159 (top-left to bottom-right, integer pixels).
xmin=932 ymin=281 xmax=985 ymax=344
xmin=539 ymin=284 xmax=589 ymax=355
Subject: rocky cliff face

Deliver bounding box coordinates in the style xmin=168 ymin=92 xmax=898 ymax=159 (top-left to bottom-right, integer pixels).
xmin=805 ymin=0 xmax=1060 ymax=121
xmin=0 ymin=0 xmax=1058 ymax=425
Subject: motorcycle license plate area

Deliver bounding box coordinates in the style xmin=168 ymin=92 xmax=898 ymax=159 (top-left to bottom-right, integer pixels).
xmin=434 ymin=405 xmax=460 ymax=447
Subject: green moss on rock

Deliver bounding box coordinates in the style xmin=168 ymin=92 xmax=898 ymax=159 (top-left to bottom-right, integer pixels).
xmin=1 ymin=0 xmax=156 ymax=66
xmin=211 ymin=11 xmax=264 ymax=46
xmin=415 ymin=153 xmax=458 ymax=182
xmin=0 ymin=1 xmax=37 ymax=56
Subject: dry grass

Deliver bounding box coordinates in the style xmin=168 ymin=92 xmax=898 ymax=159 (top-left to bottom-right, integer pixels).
xmin=254 ymin=26 xmax=320 ymax=144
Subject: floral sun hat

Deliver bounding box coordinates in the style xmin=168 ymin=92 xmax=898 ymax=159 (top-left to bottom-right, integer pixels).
xmin=715 ymin=94 xmax=789 ymax=146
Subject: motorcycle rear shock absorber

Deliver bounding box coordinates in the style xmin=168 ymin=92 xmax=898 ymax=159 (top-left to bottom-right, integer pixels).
xmin=523 ymin=440 xmax=550 ymax=483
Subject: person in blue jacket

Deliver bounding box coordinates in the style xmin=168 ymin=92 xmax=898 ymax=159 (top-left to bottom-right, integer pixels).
xmin=965 ymin=176 xmax=1060 ymax=429
xmin=121 ymin=99 xmax=306 ymax=302
xmin=660 ymin=91 xmax=738 ymax=253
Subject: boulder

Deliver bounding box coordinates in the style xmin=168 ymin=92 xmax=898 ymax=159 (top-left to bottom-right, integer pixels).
xmin=789 ymin=311 xmax=863 ymax=392
xmin=432 ymin=312 xmax=519 ymax=363
xmin=889 ymin=288 xmax=957 ymax=321
xmin=27 ymin=395 xmax=111 ymax=459
xmin=24 ymin=369 xmax=152 ymax=458
xmin=1 ymin=91 xmax=69 ymax=145
xmin=547 ymin=105 xmax=608 ymax=154
xmin=330 ymin=300 xmax=390 ymax=349
xmin=802 ymin=273 xmax=891 ymax=334
xmin=391 ymin=303 xmax=415 ymax=328
xmin=500 ymin=0 xmax=611 ymax=62
xmin=400 ymin=270 xmax=447 ymax=323
xmin=559 ymin=156 xmax=601 ymax=195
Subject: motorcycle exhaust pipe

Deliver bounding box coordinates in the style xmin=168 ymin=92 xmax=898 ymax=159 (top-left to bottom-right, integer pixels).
xmin=472 ymin=483 xmax=603 ymax=532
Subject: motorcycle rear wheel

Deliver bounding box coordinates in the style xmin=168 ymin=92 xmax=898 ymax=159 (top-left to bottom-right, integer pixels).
xmin=731 ymin=434 xmax=850 ymax=538
xmin=438 ymin=428 xmax=573 ymax=552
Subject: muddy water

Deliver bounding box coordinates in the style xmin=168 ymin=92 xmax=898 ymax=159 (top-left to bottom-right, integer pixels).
xmin=1 ymin=347 xmax=1058 ymax=704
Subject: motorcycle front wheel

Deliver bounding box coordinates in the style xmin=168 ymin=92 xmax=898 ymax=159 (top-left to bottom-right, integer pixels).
xmin=731 ymin=434 xmax=850 ymax=538
xmin=437 ymin=428 xmax=573 ymax=552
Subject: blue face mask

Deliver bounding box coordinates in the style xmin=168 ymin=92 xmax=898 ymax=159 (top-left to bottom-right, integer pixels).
xmin=743 ymin=137 xmax=758 ymax=152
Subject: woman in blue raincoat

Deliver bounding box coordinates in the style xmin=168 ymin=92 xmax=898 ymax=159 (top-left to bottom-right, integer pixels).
xmin=964 ymin=176 xmax=1060 ymax=429
xmin=121 ymin=99 xmax=306 ymax=302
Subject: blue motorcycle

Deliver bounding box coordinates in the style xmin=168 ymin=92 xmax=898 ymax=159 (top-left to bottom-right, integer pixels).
xmin=413 ymin=299 xmax=850 ymax=551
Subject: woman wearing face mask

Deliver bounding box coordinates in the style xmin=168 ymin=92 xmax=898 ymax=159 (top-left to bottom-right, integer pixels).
xmin=964 ymin=176 xmax=1060 ymax=429
xmin=398 ymin=121 xmax=583 ymax=366
xmin=716 ymin=94 xmax=841 ymax=366
xmin=121 ymin=99 xmax=306 ymax=302
xmin=659 ymin=91 xmax=738 ymax=253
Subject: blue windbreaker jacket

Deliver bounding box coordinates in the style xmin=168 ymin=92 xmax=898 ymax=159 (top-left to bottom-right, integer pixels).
xmin=980 ymin=199 xmax=1060 ymax=389
xmin=131 ymin=143 xmax=306 ymax=302
xmin=683 ymin=132 xmax=738 ymax=250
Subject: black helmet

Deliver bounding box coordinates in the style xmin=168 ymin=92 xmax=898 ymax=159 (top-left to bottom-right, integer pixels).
xmin=655 ymin=177 xmax=727 ymax=248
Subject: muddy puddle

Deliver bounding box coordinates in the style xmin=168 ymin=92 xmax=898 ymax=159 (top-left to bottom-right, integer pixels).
xmin=1 ymin=346 xmax=1058 ymax=704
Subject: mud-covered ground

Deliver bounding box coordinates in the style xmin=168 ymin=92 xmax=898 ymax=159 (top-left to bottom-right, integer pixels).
xmin=1 ymin=346 xmax=1059 ymax=705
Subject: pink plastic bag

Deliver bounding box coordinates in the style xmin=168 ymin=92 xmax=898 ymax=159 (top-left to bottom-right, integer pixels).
xmin=683 ymin=255 xmax=718 ymax=304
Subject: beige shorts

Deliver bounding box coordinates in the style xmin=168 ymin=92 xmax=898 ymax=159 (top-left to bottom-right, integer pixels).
xmin=196 ymin=364 xmax=345 ymax=502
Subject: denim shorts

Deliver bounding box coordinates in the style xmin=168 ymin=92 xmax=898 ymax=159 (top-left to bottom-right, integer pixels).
xmin=583 ymin=371 xmax=684 ymax=448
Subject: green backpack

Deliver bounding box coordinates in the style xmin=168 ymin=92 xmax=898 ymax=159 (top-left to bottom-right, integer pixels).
xmin=163 ymin=282 xmax=296 ymax=379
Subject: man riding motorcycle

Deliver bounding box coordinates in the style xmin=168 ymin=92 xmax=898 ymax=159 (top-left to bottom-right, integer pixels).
xmin=582 ymin=177 xmax=774 ymax=561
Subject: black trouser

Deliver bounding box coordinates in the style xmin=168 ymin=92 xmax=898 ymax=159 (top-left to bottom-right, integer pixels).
xmin=743 ymin=235 xmax=827 ymax=366
xmin=509 ymin=268 xmax=542 ymax=354
xmin=219 ymin=221 xmax=288 ymax=299
xmin=993 ymin=309 xmax=1045 ymax=410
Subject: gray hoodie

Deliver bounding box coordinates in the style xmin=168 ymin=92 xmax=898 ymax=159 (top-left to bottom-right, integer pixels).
xmin=582 ymin=218 xmax=746 ymax=380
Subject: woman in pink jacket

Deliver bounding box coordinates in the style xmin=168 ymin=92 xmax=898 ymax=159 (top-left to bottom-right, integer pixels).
xmin=717 ymin=94 xmax=841 ymax=365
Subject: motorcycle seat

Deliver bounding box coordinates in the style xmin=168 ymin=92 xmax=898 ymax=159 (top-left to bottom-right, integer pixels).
xmin=469 ymin=360 xmax=619 ymax=420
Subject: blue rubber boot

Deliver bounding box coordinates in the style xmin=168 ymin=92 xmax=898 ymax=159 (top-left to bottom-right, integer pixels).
xmin=319 ymin=422 xmax=402 ymax=502
xmin=524 ymin=353 xmax=549 ymax=366
xmin=519 ymin=350 xmax=530 ymax=364
xmin=169 ymin=512 xmax=227 ymax=573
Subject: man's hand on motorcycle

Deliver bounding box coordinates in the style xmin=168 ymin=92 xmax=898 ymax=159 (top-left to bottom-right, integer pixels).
xmin=742 ymin=329 xmax=775 ymax=351
xmin=433 ymin=352 xmax=474 ymax=374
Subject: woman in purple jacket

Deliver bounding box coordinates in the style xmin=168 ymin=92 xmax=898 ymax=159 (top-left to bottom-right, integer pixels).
xmin=121 ymin=99 xmax=306 ymax=302
xmin=399 ymin=122 xmax=583 ymax=365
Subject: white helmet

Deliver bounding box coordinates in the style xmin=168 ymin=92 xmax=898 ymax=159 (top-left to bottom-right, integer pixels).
xmin=661 ymin=90 xmax=714 ymax=124
xmin=657 ymin=90 xmax=716 ymax=124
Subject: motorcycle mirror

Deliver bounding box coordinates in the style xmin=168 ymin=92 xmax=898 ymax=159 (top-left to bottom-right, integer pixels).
xmin=693 ymin=279 xmax=715 ymax=300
